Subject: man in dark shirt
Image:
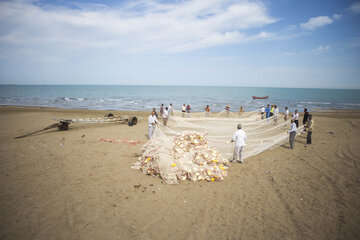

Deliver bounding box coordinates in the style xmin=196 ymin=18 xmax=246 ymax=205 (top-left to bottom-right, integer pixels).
xmin=303 ymin=108 xmax=309 ymax=125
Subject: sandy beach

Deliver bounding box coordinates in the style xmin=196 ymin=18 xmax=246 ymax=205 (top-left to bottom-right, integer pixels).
xmin=1 ymin=106 xmax=360 ymax=240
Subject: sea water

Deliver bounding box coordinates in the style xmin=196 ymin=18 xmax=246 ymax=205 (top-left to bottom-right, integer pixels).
xmin=0 ymin=85 xmax=359 ymax=112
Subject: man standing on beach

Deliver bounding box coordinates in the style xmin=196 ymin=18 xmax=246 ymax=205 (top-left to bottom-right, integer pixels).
xmin=261 ymin=105 xmax=265 ymax=119
xmin=293 ymin=109 xmax=299 ymax=127
xmin=225 ymin=105 xmax=230 ymax=117
xmin=265 ymin=104 xmax=270 ymax=119
xmin=168 ymin=103 xmax=173 ymax=117
xmin=152 ymin=108 xmax=158 ymax=119
xmin=304 ymin=114 xmax=314 ymax=145
xmin=163 ymin=107 xmax=169 ymax=126
xmin=160 ymin=104 xmax=164 ymax=119
xmin=231 ymin=124 xmax=247 ymax=163
xmin=205 ymin=105 xmax=210 ymax=117
xmin=186 ymin=105 xmax=191 ymax=117
xmin=148 ymin=111 xmax=158 ymax=139
xmin=288 ymin=119 xmax=297 ymax=149
xmin=303 ymin=108 xmax=309 ymax=125
xmin=182 ymin=104 xmax=186 ymax=118
xmin=274 ymin=105 xmax=279 ymax=125
xmin=284 ymin=107 xmax=289 ymax=121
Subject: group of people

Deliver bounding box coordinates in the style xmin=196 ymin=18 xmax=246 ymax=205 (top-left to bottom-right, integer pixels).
xmin=260 ymin=104 xmax=280 ymax=122
xmin=182 ymin=104 xmax=192 ymax=117
xmin=288 ymin=108 xmax=313 ymax=149
xmin=231 ymin=107 xmax=314 ymax=163
xmin=148 ymin=103 xmax=174 ymax=139
xmin=259 ymin=104 xmax=314 ymax=149
xmin=148 ymin=104 xmax=314 ymax=162
xmin=225 ymin=105 xmax=245 ymax=117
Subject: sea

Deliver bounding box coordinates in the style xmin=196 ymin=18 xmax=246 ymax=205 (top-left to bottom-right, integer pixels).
xmin=0 ymin=85 xmax=359 ymax=112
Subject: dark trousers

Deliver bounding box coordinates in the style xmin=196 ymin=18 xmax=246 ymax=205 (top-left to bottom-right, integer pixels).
xmin=289 ymin=131 xmax=296 ymax=149
xmin=307 ymin=131 xmax=312 ymax=144
xmin=294 ymin=120 xmax=299 ymax=128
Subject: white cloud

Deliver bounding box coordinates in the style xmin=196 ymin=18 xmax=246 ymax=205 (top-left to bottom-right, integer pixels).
xmin=332 ymin=14 xmax=342 ymax=20
xmin=314 ymin=45 xmax=330 ymax=52
xmin=300 ymin=14 xmax=341 ymax=30
xmin=349 ymin=2 xmax=360 ymax=13
xmin=0 ymin=0 xmax=278 ymax=55
xmin=283 ymin=45 xmax=331 ymax=56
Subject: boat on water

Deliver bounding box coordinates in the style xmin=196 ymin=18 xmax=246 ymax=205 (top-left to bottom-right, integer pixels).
xmin=252 ymin=96 xmax=269 ymax=99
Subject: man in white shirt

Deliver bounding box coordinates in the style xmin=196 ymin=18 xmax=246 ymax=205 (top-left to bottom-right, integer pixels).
xmin=163 ymin=107 xmax=169 ymax=126
xmin=261 ymin=105 xmax=265 ymax=120
xmin=274 ymin=105 xmax=279 ymax=125
xmin=292 ymin=109 xmax=299 ymax=127
xmin=168 ymin=103 xmax=173 ymax=117
xmin=284 ymin=107 xmax=289 ymax=121
xmin=148 ymin=111 xmax=158 ymax=139
xmin=231 ymin=124 xmax=247 ymax=163
xmin=181 ymin=104 xmax=186 ymax=118
xmin=288 ymin=119 xmax=297 ymax=149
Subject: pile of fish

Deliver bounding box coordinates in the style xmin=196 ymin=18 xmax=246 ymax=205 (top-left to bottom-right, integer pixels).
xmin=132 ymin=131 xmax=229 ymax=184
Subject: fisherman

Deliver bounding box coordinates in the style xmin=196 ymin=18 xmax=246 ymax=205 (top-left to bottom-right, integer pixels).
xmin=205 ymin=105 xmax=210 ymax=117
xmin=265 ymin=104 xmax=270 ymax=119
xmin=261 ymin=105 xmax=265 ymax=119
xmin=168 ymin=103 xmax=174 ymax=116
xmin=270 ymin=105 xmax=274 ymax=117
xmin=225 ymin=105 xmax=230 ymax=117
xmin=186 ymin=104 xmax=191 ymax=117
xmin=274 ymin=105 xmax=279 ymax=125
xmin=160 ymin=104 xmax=164 ymax=119
xmin=148 ymin=111 xmax=158 ymax=139
xmin=284 ymin=106 xmax=289 ymax=121
xmin=182 ymin=104 xmax=186 ymax=118
xmin=163 ymin=107 xmax=169 ymax=126
xmin=152 ymin=108 xmax=158 ymax=119
xmin=293 ymin=109 xmax=299 ymax=127
xmin=303 ymin=108 xmax=309 ymax=126
xmin=288 ymin=119 xmax=297 ymax=149
xmin=231 ymin=124 xmax=247 ymax=163
xmin=239 ymin=106 xmax=244 ymax=115
xmin=304 ymin=114 xmax=314 ymax=146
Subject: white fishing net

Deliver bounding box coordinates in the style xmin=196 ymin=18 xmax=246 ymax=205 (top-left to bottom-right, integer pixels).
xmin=132 ymin=110 xmax=303 ymax=184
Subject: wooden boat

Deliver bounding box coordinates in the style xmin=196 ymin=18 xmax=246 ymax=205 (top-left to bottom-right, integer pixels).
xmin=252 ymin=96 xmax=269 ymax=99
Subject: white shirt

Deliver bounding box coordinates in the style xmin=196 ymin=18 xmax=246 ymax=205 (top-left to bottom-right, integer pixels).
xmin=232 ymin=129 xmax=247 ymax=147
xmin=168 ymin=105 xmax=173 ymax=112
xmin=285 ymin=109 xmax=289 ymax=115
xmin=148 ymin=115 xmax=157 ymax=127
xmin=163 ymin=109 xmax=169 ymax=118
xmin=293 ymin=112 xmax=299 ymax=120
xmin=182 ymin=105 xmax=186 ymax=111
xmin=288 ymin=122 xmax=297 ymax=133
xmin=274 ymin=108 xmax=279 ymax=115
xmin=261 ymin=107 xmax=265 ymax=113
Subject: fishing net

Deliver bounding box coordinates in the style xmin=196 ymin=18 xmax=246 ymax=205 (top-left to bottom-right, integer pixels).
xmin=132 ymin=110 xmax=303 ymax=184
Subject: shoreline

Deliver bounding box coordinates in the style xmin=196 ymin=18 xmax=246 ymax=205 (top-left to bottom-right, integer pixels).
xmin=2 ymin=104 xmax=360 ymax=114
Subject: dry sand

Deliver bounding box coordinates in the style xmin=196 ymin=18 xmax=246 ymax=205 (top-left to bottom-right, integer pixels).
xmin=1 ymin=106 xmax=360 ymax=240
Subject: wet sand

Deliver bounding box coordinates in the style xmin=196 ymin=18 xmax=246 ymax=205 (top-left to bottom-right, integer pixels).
xmin=1 ymin=106 xmax=360 ymax=240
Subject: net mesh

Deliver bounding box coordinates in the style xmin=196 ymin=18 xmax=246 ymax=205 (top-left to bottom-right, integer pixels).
xmin=132 ymin=110 xmax=303 ymax=184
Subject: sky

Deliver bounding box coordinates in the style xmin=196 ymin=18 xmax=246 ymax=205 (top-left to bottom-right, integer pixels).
xmin=0 ymin=0 xmax=359 ymax=89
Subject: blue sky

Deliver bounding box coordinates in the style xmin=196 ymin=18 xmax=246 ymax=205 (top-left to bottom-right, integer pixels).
xmin=0 ymin=0 xmax=359 ymax=88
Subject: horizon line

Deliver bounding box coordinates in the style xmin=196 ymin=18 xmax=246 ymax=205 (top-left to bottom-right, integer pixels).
xmin=0 ymin=83 xmax=359 ymax=90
